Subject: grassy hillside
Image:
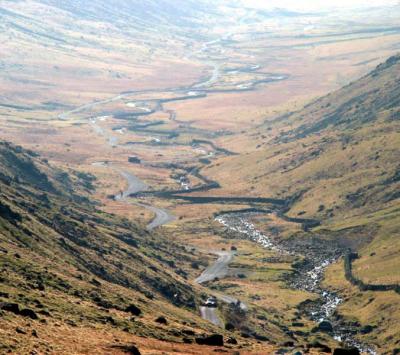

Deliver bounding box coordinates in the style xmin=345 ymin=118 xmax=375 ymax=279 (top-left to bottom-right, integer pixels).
xmin=0 ymin=141 xmax=232 ymax=354
xmin=206 ymin=54 xmax=400 ymax=277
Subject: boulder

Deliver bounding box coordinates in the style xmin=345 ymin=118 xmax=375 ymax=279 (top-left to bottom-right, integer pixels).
xmin=182 ymin=329 xmax=195 ymax=336
xmin=291 ymin=322 xmax=304 ymax=327
xmin=308 ymin=342 xmax=331 ymax=353
xmin=316 ymin=320 xmax=333 ymax=333
xmin=282 ymin=341 xmax=294 ymax=347
xmin=0 ymin=302 xmax=20 ymax=314
xmin=155 ymin=316 xmax=167 ymax=324
xmin=16 ymin=327 xmax=27 ymax=334
xmin=226 ymin=337 xmax=238 ymax=345
xmin=38 ymin=309 xmax=51 ymax=317
xmin=225 ymin=322 xmax=235 ymax=331
xmin=102 ymin=316 xmax=116 ymax=325
xmin=0 ymin=303 xmax=38 ymax=320
xmin=20 ymin=308 xmax=38 ymax=319
xmin=253 ymin=333 xmax=269 ymax=341
xmin=195 ymin=334 xmax=224 ymax=346
xmin=360 ymin=325 xmax=375 ymax=334
xmin=125 ymin=304 xmax=142 ymax=316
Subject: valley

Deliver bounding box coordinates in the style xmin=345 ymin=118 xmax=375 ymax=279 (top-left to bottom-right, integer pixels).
xmin=0 ymin=1 xmax=399 ymax=354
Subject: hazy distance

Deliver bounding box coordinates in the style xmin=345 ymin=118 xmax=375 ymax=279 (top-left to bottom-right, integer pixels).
xmin=240 ymin=0 xmax=399 ymax=11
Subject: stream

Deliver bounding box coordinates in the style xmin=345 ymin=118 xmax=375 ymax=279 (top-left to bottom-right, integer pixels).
xmin=215 ymin=212 xmax=377 ymax=354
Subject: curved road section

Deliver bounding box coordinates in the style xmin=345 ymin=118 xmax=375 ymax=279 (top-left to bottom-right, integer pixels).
xmin=139 ymin=203 xmax=175 ymax=231
xmin=199 ymin=306 xmax=223 ymax=328
xmin=92 ymin=164 xmax=174 ymax=230
xmin=195 ymin=250 xmax=247 ymax=327
xmin=195 ymin=251 xmax=234 ymax=284
xmin=114 ymin=169 xmax=148 ymax=200
xmin=115 ymin=170 xmax=175 ymax=230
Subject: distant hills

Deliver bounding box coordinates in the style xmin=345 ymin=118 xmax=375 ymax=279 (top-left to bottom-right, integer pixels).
xmin=38 ymin=0 xmax=215 ymax=27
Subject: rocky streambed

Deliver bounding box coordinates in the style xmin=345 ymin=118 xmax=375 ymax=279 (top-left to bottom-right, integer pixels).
xmin=215 ymin=212 xmax=377 ymax=355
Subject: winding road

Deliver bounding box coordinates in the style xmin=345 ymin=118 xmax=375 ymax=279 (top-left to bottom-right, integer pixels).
xmin=199 ymin=306 xmax=223 ymax=328
xmin=195 ymin=251 xmax=234 ymax=284
xmin=59 ymin=14 xmax=289 ymax=331
xmin=195 ymin=250 xmax=247 ymax=327
xmin=67 ymin=18 xmax=286 ymax=234
xmin=55 ymin=11 xmax=382 ymax=352
xmin=140 ymin=203 xmax=175 ymax=231
xmin=114 ymin=169 xmax=148 ymax=199
xmin=91 ymin=162 xmax=174 ymax=231
xmin=115 ymin=170 xmax=175 ymax=231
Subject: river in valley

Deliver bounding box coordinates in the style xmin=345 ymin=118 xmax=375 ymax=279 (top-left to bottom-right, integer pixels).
xmin=215 ymin=212 xmax=377 ymax=354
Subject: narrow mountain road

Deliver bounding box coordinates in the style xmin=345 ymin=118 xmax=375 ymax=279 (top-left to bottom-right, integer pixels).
xmin=114 ymin=169 xmax=148 ymax=200
xmin=115 ymin=170 xmax=175 ymax=230
xmin=199 ymin=306 xmax=223 ymax=327
xmin=139 ymin=203 xmax=175 ymax=231
xmin=92 ymin=163 xmax=174 ymax=230
xmin=88 ymin=118 xmax=174 ymax=230
xmin=195 ymin=250 xmax=247 ymax=327
xmin=195 ymin=251 xmax=234 ymax=284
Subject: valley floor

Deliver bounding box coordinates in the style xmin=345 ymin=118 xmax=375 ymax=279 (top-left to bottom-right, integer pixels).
xmin=1 ymin=2 xmax=399 ymax=354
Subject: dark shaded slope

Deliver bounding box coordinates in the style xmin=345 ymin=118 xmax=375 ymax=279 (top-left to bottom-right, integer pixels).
xmin=0 ymin=142 xmax=200 ymax=349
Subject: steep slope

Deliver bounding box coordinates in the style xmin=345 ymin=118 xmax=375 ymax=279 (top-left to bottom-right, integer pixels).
xmin=284 ymin=54 xmax=400 ymax=137
xmin=260 ymin=54 xmax=400 ymax=230
xmin=206 ymin=54 xmax=399 ymax=256
xmin=0 ymin=141 xmax=223 ymax=354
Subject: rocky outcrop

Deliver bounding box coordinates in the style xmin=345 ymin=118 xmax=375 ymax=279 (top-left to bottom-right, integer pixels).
xmin=155 ymin=316 xmax=167 ymax=324
xmin=125 ymin=304 xmax=142 ymax=316
xmin=0 ymin=303 xmax=38 ymax=319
